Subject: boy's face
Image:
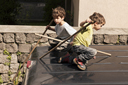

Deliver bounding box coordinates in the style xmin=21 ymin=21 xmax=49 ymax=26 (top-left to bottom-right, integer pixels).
xmin=53 ymin=16 xmax=64 ymax=25
xmin=94 ymin=23 xmax=103 ymax=31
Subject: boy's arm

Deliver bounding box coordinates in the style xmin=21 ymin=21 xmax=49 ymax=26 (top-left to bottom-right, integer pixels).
xmin=46 ymin=25 xmax=55 ymax=31
xmin=80 ymin=18 xmax=92 ymax=27
xmin=80 ymin=21 xmax=86 ymax=27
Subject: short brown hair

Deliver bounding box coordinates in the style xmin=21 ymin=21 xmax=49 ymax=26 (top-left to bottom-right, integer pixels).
xmin=89 ymin=12 xmax=106 ymax=25
xmin=52 ymin=6 xmax=66 ymax=18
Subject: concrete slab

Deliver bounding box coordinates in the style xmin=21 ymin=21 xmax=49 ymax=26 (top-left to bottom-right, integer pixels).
xmin=0 ymin=25 xmax=128 ymax=35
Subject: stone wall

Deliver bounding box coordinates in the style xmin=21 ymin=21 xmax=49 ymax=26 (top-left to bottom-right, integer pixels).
xmin=0 ymin=25 xmax=128 ymax=85
xmin=0 ymin=33 xmax=49 ymax=85
xmin=93 ymin=34 xmax=128 ymax=45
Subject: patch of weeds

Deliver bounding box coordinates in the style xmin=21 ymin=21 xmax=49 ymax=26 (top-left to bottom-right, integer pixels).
xmin=0 ymin=75 xmax=3 ymax=84
xmin=8 ymin=70 xmax=12 ymax=76
xmin=14 ymin=63 xmax=22 ymax=85
xmin=8 ymin=70 xmax=12 ymax=81
xmin=3 ymin=49 xmax=11 ymax=56
xmin=116 ymin=36 xmax=120 ymax=44
xmin=7 ymin=55 xmax=11 ymax=61
xmin=16 ymin=51 xmax=22 ymax=56
xmin=3 ymin=49 xmax=11 ymax=66
xmin=4 ymin=62 xmax=10 ymax=66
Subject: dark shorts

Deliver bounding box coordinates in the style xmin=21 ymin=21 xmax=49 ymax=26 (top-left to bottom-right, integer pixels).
xmin=48 ymin=37 xmax=68 ymax=49
xmin=48 ymin=37 xmax=60 ymax=47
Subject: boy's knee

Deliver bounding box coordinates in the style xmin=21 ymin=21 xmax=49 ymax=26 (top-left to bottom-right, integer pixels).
xmin=87 ymin=47 xmax=97 ymax=56
xmin=92 ymin=48 xmax=97 ymax=55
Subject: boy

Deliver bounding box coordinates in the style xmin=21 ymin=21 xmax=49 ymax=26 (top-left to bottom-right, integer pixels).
xmin=59 ymin=12 xmax=106 ymax=71
xmin=46 ymin=6 xmax=76 ymax=48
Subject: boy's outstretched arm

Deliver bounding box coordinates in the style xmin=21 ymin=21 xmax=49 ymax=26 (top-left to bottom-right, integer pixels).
xmin=46 ymin=25 xmax=55 ymax=31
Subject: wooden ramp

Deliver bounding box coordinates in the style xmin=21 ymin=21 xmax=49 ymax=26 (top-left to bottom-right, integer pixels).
xmin=25 ymin=45 xmax=128 ymax=85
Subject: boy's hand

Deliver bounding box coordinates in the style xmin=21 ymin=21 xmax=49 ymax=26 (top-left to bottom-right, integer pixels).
xmin=93 ymin=56 xmax=96 ymax=59
xmin=46 ymin=25 xmax=55 ymax=31
xmin=70 ymin=41 xmax=73 ymax=45
xmin=86 ymin=18 xmax=92 ymax=23
xmin=46 ymin=25 xmax=51 ymax=30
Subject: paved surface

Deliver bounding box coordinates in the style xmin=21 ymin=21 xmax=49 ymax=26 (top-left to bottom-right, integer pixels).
xmin=26 ymin=45 xmax=128 ymax=85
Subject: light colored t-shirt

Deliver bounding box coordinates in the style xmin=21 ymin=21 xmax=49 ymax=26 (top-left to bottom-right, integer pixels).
xmin=72 ymin=23 xmax=93 ymax=47
xmin=55 ymin=22 xmax=76 ymax=41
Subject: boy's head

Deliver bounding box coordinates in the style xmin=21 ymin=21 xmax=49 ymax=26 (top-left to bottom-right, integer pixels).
xmin=89 ymin=12 xmax=106 ymax=25
xmin=89 ymin=12 xmax=106 ymax=30
xmin=52 ymin=6 xmax=66 ymax=19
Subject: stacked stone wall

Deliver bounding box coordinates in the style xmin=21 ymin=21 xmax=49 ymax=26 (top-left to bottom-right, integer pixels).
xmin=93 ymin=34 xmax=128 ymax=45
xmin=0 ymin=33 xmax=48 ymax=85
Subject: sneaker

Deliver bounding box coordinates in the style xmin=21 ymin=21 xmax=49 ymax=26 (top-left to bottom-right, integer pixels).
xmin=58 ymin=56 xmax=69 ymax=63
xmin=73 ymin=58 xmax=86 ymax=71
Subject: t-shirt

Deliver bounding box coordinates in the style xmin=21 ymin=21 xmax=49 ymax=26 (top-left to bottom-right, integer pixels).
xmin=72 ymin=23 xmax=93 ymax=47
xmin=55 ymin=22 xmax=76 ymax=41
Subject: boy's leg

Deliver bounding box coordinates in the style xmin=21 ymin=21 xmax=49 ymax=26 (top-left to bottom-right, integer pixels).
xmin=58 ymin=44 xmax=74 ymax=63
xmin=58 ymin=45 xmax=87 ymax=70
xmin=58 ymin=52 xmax=76 ymax=63
xmin=71 ymin=45 xmax=97 ymax=70
xmin=73 ymin=45 xmax=97 ymax=62
xmin=48 ymin=37 xmax=68 ymax=50
xmin=69 ymin=45 xmax=87 ymax=70
xmin=48 ymin=38 xmax=59 ymax=48
xmin=58 ymin=52 xmax=70 ymax=63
